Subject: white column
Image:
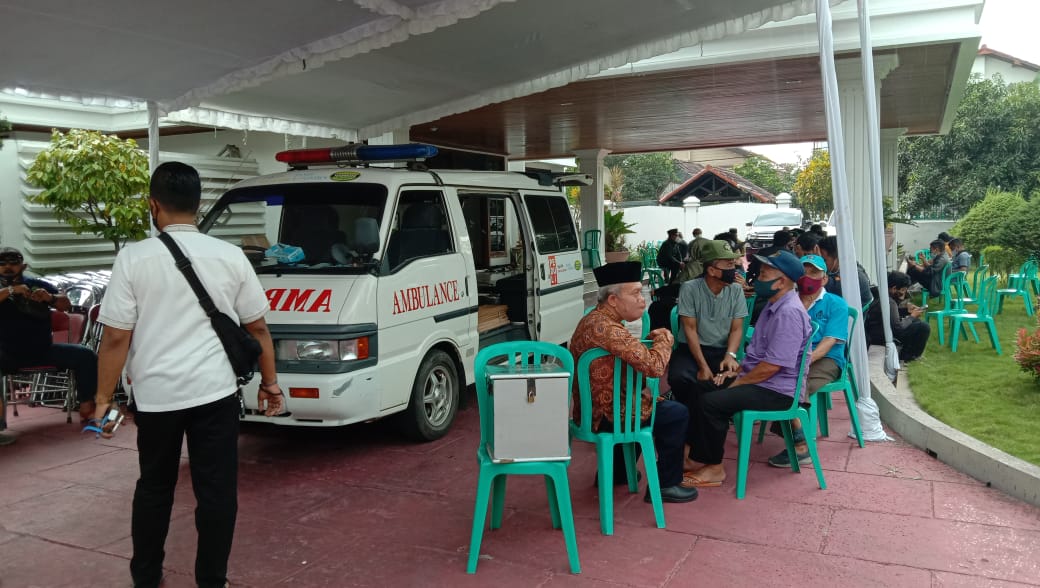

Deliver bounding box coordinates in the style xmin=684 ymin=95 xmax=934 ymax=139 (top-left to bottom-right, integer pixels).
xmin=881 ymin=127 xmax=907 ymax=269
xmin=574 ymin=148 xmax=610 ymax=265
xmin=834 ymin=55 xmax=898 ymax=283
xmin=147 ymin=101 xmax=160 ymax=237
xmin=683 ymin=196 xmax=700 ymax=235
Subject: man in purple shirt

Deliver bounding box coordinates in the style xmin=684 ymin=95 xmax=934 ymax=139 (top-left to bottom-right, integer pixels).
xmin=685 ymin=249 xmax=812 ymax=487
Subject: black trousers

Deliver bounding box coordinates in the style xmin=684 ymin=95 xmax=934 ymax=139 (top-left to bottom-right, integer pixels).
xmin=668 ymin=345 xmax=735 ymax=455
xmin=690 ymin=384 xmax=792 ymax=465
xmin=131 ymin=394 xmax=240 ymax=588
xmin=894 ymin=320 xmax=931 ymax=361
xmin=0 ymin=343 xmax=97 ymax=403
xmin=600 ymin=399 xmax=688 ymax=488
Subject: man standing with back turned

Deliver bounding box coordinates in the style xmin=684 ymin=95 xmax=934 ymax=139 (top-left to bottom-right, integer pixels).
xmin=91 ymin=162 xmax=284 ymax=588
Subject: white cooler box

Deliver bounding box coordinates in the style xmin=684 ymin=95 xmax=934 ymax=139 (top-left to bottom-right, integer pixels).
xmin=485 ymin=364 xmax=571 ymax=463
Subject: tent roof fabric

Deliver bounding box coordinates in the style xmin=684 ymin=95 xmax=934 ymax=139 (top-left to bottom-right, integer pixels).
xmin=0 ymin=0 xmax=826 ymax=139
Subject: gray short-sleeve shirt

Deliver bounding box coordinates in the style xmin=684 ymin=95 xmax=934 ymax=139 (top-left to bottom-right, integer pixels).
xmin=676 ymin=278 xmax=748 ymax=348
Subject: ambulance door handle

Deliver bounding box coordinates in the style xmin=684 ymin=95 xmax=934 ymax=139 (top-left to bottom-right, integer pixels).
xmin=464 ymin=276 xmax=469 ymax=296
xmin=540 ymin=264 xmax=545 ymax=280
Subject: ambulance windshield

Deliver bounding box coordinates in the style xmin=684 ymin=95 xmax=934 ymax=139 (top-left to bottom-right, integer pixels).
xmin=200 ymin=182 xmax=388 ymax=273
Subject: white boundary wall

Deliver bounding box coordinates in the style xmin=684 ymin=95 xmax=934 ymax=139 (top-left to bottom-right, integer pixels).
xmin=621 ymin=202 xmax=778 ymax=248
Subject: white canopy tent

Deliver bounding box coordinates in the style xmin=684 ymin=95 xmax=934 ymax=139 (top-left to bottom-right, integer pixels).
xmin=1 ymin=0 xmax=833 ymax=141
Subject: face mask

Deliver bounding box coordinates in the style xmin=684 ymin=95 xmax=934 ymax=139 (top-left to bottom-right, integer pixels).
xmin=754 ymin=277 xmax=779 ymax=298
xmin=797 ymin=275 xmax=824 ymax=295
xmin=718 ymin=268 xmax=737 ymax=284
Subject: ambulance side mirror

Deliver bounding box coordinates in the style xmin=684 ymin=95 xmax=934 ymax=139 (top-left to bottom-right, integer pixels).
xmin=354 ymin=217 xmax=380 ymax=255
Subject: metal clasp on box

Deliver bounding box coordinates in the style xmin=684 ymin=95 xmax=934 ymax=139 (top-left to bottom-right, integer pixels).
xmin=527 ymin=378 xmax=536 ymax=403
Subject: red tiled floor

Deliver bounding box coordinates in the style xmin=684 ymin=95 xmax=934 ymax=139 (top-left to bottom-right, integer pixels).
xmin=932 ymin=571 xmax=1040 ymax=587
xmin=669 ymin=537 xmax=932 ymax=588
xmin=3 ymin=396 xmax=1040 ymax=587
xmin=825 ymin=510 xmax=1040 ymax=584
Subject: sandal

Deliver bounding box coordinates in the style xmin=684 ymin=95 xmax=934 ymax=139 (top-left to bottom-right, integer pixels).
xmin=682 ymin=472 xmax=723 ymax=487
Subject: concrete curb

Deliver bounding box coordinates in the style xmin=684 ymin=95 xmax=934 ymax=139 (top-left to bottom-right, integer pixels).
xmin=867 ymin=347 xmax=1040 ymax=508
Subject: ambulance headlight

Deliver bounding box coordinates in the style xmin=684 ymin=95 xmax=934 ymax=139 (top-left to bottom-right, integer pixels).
xmin=277 ymin=337 xmax=370 ymax=362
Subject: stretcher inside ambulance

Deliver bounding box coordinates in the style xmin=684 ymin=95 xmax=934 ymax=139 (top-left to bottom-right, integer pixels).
xmin=197 ymin=144 xmax=590 ymax=440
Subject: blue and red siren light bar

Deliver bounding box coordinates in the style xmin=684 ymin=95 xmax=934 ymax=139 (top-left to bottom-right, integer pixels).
xmin=275 ymin=143 xmax=439 ymax=166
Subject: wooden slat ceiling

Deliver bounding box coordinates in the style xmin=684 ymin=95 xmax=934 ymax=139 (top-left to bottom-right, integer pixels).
xmin=411 ymin=43 xmax=960 ymax=160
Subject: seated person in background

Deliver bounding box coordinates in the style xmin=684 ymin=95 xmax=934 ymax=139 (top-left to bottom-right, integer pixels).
xmin=746 ymin=230 xmax=792 ymax=285
xmin=809 ymin=224 xmax=827 ymax=238
xmin=667 ymin=241 xmax=747 ymax=471
xmin=949 ymin=238 xmax=971 ymax=273
xmin=817 ymin=236 xmax=874 ymax=308
xmin=685 ymin=250 xmax=811 ymax=487
xmin=937 ymin=232 xmax=954 ymax=256
xmin=675 ymin=229 xmax=712 ymax=283
xmin=865 ymin=271 xmax=930 ymax=362
xmin=569 ymin=261 xmax=697 ymax=503
xmin=728 ymin=228 xmax=745 ymax=254
xmin=0 ymin=247 xmax=98 ymax=428
xmin=906 ymin=239 xmax=949 ymax=297
xmin=767 ymin=255 xmax=848 ymax=467
xmin=657 ymin=229 xmax=684 ymax=284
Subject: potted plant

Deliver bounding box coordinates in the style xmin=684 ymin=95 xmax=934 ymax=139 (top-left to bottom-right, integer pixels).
xmin=603 ymin=208 xmax=635 ymax=263
xmin=882 ymin=196 xmax=915 ymax=253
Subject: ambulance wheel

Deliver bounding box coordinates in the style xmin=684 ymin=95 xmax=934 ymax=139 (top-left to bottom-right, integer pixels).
xmin=401 ymin=350 xmax=459 ymax=441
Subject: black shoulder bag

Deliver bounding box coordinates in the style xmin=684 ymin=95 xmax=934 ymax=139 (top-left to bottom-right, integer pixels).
xmin=158 ymin=232 xmax=262 ymax=386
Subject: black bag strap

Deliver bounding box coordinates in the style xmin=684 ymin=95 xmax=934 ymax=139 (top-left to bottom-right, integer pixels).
xmin=157 ymin=232 xmax=219 ymax=317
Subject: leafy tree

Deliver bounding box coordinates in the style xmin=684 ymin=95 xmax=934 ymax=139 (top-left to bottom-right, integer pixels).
xmin=0 ymin=114 xmax=10 ymax=150
xmin=998 ymin=192 xmax=1040 ymax=260
xmin=26 ymin=129 xmax=150 ymax=253
xmin=792 ymin=149 xmax=833 ymax=220
xmin=604 ymin=165 xmax=625 ymax=204
xmin=950 ymin=190 xmax=1027 ymax=254
xmin=602 ymin=152 xmax=678 ymax=201
xmin=733 ymin=154 xmax=797 ymax=196
xmin=899 ymin=76 xmax=1040 ymax=217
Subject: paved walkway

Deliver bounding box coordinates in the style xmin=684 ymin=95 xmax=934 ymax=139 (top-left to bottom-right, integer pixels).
xmin=2 ymin=390 xmax=1039 ymax=588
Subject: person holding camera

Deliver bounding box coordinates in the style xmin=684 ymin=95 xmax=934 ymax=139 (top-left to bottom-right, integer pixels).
xmin=91 ymin=162 xmax=282 ymax=588
xmin=0 ymin=246 xmax=99 ymax=445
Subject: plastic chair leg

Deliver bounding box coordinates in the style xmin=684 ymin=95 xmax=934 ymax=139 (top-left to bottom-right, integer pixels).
xmin=817 ymin=399 xmax=829 ymax=438
xmin=845 ymin=387 xmax=864 ymax=448
xmin=547 ymin=469 xmax=581 ymax=574
xmin=491 ymin=475 xmax=507 ymax=529
xmin=467 ymin=471 xmax=495 ymax=573
xmin=545 ymin=475 xmax=561 ymax=530
xmin=802 ymin=417 xmax=827 ymax=491
xmin=780 ymin=420 xmax=801 ymax=473
xmin=622 ymin=443 xmax=639 ymax=493
xmin=596 ymin=441 xmax=615 ymax=535
xmin=756 ymin=420 xmax=767 ymax=444
xmin=987 ymin=321 xmax=1003 ymax=354
xmin=735 ymin=415 xmax=754 ymax=500
xmin=639 ymin=437 xmax=665 ymax=529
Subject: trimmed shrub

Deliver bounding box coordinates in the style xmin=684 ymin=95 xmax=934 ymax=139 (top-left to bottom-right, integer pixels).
xmin=951 ymin=190 xmax=1027 ymax=254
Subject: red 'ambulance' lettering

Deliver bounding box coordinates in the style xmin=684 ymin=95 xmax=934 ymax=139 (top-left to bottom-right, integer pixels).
xmin=265 ymin=288 xmax=333 ymax=313
xmin=392 ymin=279 xmax=461 ymax=315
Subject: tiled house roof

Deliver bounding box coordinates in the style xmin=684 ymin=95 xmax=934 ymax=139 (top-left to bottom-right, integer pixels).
xmin=658 ymin=161 xmax=776 ymax=205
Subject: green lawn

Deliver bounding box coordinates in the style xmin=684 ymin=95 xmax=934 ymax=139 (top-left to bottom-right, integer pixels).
xmin=906 ymin=295 xmax=1040 ymax=466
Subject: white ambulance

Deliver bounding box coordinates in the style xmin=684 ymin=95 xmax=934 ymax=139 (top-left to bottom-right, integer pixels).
xmin=198 ymin=144 xmax=590 ymax=440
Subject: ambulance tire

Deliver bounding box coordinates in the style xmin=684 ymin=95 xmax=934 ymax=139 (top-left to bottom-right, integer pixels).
xmin=400 ymin=350 xmax=459 ymax=442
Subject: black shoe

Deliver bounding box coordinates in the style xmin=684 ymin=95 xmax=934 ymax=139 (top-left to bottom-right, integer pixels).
xmin=644 ymin=484 xmax=698 ymax=503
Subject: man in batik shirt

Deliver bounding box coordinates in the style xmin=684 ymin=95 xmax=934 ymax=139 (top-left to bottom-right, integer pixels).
xmin=570 ymin=261 xmax=698 ymax=503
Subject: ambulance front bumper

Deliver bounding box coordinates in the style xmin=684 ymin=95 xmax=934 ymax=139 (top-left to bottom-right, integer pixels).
xmin=240 ymin=369 xmax=387 ymax=427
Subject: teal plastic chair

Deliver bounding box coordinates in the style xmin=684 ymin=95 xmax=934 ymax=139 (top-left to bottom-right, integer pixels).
xmin=813 ymin=307 xmax=865 ymax=447
xmin=968 ymin=264 xmax=989 ymax=300
xmin=584 ymin=306 xmax=650 ymax=339
xmin=733 ymin=323 xmax=825 ymax=500
xmin=468 ymin=342 xmax=580 ymax=574
xmin=996 ymin=260 xmax=1035 ymax=317
xmin=738 ymin=294 xmax=756 ymax=362
xmin=920 ymin=262 xmax=951 ymax=309
xmin=582 ymin=230 xmax=602 ymax=269
xmin=572 ymin=345 xmax=664 ymax=535
xmin=925 ymin=271 xmax=970 ymax=345
xmin=950 ymin=276 xmax=1002 ymax=355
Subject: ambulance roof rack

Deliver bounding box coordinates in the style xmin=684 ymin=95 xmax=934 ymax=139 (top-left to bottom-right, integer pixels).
xmin=521 ymin=170 xmax=594 ymax=187
xmin=274 ymin=143 xmax=439 ymax=169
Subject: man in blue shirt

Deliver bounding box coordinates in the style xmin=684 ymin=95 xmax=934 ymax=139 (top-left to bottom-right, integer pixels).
xmin=767 ymin=255 xmax=849 ymax=467
xmin=949 ymin=238 xmax=971 ymax=273
xmin=685 ymin=250 xmax=811 ymax=487
xmin=0 ymin=247 xmax=98 ymax=445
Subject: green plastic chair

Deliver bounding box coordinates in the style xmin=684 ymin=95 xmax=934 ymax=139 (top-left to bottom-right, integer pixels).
xmin=925 ymin=271 xmax=970 ymax=345
xmin=733 ymin=323 xmax=825 ymax=500
xmin=813 ymin=307 xmax=865 ymax=447
xmin=584 ymin=306 xmax=650 ymax=339
xmin=738 ymin=295 xmax=756 ymax=362
xmin=996 ymin=261 xmax=1035 ymax=317
xmin=914 ymin=248 xmax=931 ymax=264
xmin=468 ymin=342 xmax=580 ymax=574
xmin=919 ymin=262 xmax=951 ymax=309
xmin=582 ymin=230 xmax=602 ymax=269
xmin=950 ymin=276 xmax=1002 ymax=355
xmin=572 ymin=344 xmax=664 ymax=535
xmin=968 ymin=264 xmax=989 ymax=300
